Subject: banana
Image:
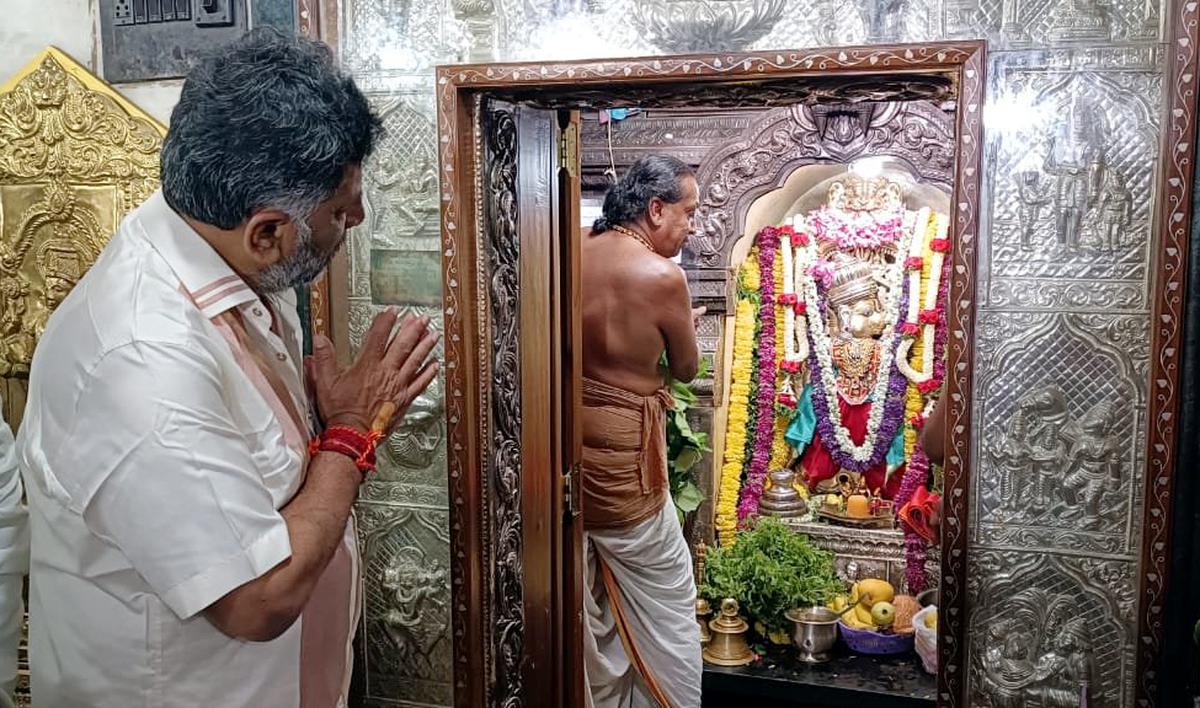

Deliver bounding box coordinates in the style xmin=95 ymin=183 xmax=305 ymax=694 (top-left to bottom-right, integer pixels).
xmin=854 ymin=604 xmax=875 ymax=627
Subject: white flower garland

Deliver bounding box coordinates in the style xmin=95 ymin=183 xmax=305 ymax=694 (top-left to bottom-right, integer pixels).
xmin=794 ymin=211 xmax=917 ymax=463
xmin=782 ymin=233 xmax=795 ymax=358
xmin=896 ymin=212 xmax=949 ymax=384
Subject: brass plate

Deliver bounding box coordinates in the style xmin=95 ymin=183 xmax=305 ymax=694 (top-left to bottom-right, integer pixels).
xmin=0 ymin=47 xmax=164 ymax=428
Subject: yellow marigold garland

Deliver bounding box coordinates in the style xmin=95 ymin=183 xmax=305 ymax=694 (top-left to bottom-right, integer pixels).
xmin=716 ymin=251 xmax=760 ymax=545
xmin=769 ymin=248 xmax=793 ymax=475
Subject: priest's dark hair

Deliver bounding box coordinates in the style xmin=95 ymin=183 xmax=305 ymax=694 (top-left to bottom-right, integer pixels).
xmin=160 ymin=27 xmax=383 ymax=230
xmin=592 ymin=155 xmax=695 ymax=234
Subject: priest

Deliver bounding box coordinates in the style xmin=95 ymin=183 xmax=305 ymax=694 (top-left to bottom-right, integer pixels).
xmin=580 ymin=155 xmax=704 ymax=707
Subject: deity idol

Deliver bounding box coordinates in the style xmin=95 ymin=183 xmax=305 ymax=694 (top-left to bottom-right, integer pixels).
xmin=785 ymin=250 xmax=907 ymax=497
xmin=775 ymin=176 xmax=951 ymax=501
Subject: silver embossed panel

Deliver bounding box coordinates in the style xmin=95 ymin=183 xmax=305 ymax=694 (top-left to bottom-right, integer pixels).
xmin=945 ymin=0 xmax=1161 ymax=47
xmin=356 ymin=504 xmax=453 ymax=707
xmin=348 ymin=298 xmax=449 ymax=507
xmin=984 ymin=47 xmax=1163 ymax=311
xmin=966 ymin=549 xmax=1137 ymax=706
xmin=339 ymin=0 xmax=469 ymax=79
xmin=971 ymin=311 xmax=1148 ymax=556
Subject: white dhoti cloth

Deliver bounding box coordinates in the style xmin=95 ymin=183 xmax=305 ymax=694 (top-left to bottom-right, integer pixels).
xmin=583 ymin=499 xmax=701 ymax=708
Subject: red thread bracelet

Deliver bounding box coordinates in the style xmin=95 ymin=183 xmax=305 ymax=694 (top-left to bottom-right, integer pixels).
xmin=308 ymin=425 xmax=385 ymax=476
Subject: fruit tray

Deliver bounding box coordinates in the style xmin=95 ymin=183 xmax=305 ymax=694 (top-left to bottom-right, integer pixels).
xmin=837 ymin=621 xmax=915 ymax=655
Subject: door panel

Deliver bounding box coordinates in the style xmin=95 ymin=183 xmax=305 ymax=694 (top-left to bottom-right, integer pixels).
xmin=480 ymin=97 xmax=584 ymax=707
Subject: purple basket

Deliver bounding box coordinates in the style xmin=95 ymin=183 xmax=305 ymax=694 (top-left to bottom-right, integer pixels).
xmin=837 ymin=621 xmax=915 ymax=655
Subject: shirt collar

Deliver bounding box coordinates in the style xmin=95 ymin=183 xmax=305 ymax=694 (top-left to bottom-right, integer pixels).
xmin=135 ymin=190 xmax=260 ymax=319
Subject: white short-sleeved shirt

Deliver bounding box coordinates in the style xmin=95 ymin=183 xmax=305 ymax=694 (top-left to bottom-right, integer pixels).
xmin=0 ymin=401 xmax=27 ymax=708
xmin=16 ymin=191 xmax=359 ymax=707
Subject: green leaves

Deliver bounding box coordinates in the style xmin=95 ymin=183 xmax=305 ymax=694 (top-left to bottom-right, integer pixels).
xmin=699 ymin=517 xmax=843 ymax=636
xmin=664 ymin=354 xmax=711 ymax=523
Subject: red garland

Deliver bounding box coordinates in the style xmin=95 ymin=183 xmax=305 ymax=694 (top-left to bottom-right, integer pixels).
xmin=929 ymin=238 xmax=951 ymax=253
xmin=784 ymin=225 xmax=809 ymax=247
xmin=904 ymin=256 xmax=924 ymax=271
xmin=917 ymin=379 xmax=942 ymax=394
xmin=780 ymin=292 xmax=798 ymax=306
xmin=900 ymin=322 xmax=921 ymax=338
xmin=918 ymin=308 xmax=941 ymax=325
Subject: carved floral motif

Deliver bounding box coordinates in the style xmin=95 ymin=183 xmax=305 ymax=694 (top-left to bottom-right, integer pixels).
xmin=0 ymin=50 xmax=163 ymax=378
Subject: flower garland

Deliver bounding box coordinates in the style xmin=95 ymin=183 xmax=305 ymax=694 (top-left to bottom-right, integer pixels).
xmin=769 ymin=252 xmax=794 ymax=475
xmin=737 ymin=227 xmax=780 ymax=521
xmin=715 ymin=255 xmax=760 ymax=545
xmin=902 ymin=214 xmax=935 ymax=459
xmin=779 ymin=224 xmax=807 ymax=414
xmin=795 ymin=214 xmax=916 ymax=471
xmin=896 ymin=444 xmax=931 ymax=594
xmin=807 ymin=206 xmax=906 ymax=250
xmin=897 ymin=212 xmax=950 ymax=390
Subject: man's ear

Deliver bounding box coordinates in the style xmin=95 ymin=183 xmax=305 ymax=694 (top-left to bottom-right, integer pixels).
xmin=646 ymin=196 xmax=666 ymax=228
xmin=243 ymin=209 xmax=295 ymax=268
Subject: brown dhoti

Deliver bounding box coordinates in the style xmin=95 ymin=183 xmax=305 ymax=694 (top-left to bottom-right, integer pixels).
xmin=581 ymin=377 xmax=674 ymax=531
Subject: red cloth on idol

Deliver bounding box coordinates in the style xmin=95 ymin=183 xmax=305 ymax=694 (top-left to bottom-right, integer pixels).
xmin=799 ymin=398 xmax=903 ymax=499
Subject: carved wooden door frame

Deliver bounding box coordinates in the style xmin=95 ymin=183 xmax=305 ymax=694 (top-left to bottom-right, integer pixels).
xmin=433 ymin=31 xmax=1193 ymax=706
xmin=437 ymin=42 xmax=987 ymax=707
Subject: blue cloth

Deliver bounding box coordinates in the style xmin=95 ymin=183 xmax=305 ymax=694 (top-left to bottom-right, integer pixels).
xmin=886 ymin=421 xmax=907 ymax=468
xmin=784 ymin=384 xmax=817 ymax=456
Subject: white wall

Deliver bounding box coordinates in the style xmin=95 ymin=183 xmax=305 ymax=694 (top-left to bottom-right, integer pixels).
xmin=0 ymin=0 xmax=182 ymax=125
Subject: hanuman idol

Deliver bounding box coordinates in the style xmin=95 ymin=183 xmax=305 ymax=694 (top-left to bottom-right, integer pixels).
xmin=777 ymin=176 xmax=951 ymax=499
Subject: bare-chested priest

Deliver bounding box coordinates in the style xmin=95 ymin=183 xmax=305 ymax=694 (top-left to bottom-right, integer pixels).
xmin=581 ymin=155 xmax=704 ymax=707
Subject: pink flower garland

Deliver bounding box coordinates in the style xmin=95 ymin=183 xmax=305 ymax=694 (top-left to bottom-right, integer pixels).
xmin=736 ymin=226 xmax=780 ymax=521
xmin=808 ymin=206 xmax=906 ymax=250
xmin=895 ymin=249 xmax=952 ymax=594
xmin=897 ymin=444 xmax=930 ymax=594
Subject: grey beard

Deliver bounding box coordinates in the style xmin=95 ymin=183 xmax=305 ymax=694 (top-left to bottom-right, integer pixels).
xmin=253 ymin=219 xmax=332 ymax=294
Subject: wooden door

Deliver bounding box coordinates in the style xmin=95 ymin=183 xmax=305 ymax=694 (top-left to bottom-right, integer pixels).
xmin=554 ymin=109 xmax=585 ymax=708
xmin=481 ymin=98 xmax=584 ymax=708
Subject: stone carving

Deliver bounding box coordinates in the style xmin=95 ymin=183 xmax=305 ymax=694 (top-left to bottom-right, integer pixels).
xmin=688 ymin=100 xmax=954 ymax=269
xmin=968 ymin=551 xmax=1132 ymax=706
xmin=632 ymin=0 xmax=787 ymax=53
xmin=358 ymin=505 xmax=453 ymax=706
xmin=482 ymin=101 xmax=524 ymax=708
xmin=0 ymin=48 xmax=162 ymax=390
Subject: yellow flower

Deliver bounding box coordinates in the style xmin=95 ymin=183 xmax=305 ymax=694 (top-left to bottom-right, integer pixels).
xmin=769 ymin=244 xmax=793 ymax=475
xmin=716 ymin=253 xmax=761 ymax=545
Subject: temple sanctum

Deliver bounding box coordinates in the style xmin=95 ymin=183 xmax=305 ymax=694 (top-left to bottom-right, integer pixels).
xmin=2 ymin=0 xmax=1200 ymax=706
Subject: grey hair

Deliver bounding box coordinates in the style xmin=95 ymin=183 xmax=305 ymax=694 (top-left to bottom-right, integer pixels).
xmin=592 ymin=155 xmax=695 ymax=233
xmin=160 ymin=27 xmax=383 ymax=229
